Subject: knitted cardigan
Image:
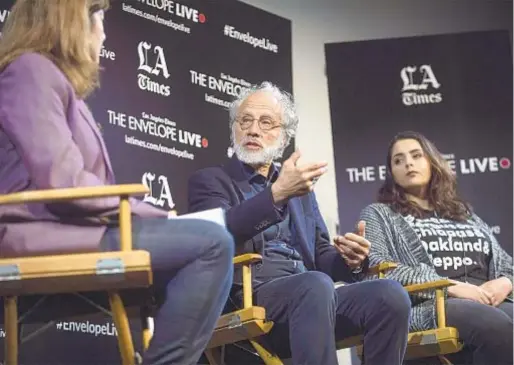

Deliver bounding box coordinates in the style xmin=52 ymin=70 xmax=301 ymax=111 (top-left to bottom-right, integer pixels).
xmin=359 ymin=203 xmax=513 ymax=332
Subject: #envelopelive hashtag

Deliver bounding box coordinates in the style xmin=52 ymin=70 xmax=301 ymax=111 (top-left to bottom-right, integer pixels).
xmin=56 ymin=321 xmax=117 ymax=336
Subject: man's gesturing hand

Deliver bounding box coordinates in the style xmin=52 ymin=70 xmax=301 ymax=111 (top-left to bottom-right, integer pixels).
xmin=333 ymin=221 xmax=370 ymax=270
xmin=271 ymin=150 xmax=328 ymax=205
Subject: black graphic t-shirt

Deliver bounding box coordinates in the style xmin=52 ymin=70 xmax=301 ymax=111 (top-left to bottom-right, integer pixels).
xmin=403 ymin=214 xmax=492 ymax=285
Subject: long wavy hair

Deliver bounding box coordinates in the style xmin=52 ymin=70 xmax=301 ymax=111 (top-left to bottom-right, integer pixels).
xmin=378 ymin=131 xmax=471 ymax=221
xmin=0 ymin=0 xmax=110 ymax=98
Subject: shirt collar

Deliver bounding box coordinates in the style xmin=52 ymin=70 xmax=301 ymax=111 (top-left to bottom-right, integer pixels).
xmin=239 ymin=159 xmax=280 ymax=184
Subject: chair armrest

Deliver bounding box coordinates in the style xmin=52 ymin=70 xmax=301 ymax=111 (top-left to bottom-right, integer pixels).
xmin=233 ymin=254 xmax=262 ymax=266
xmin=232 ymin=254 xmax=263 ymax=310
xmin=404 ymin=279 xmax=455 ymax=328
xmin=404 ymin=279 xmax=455 ymax=294
xmin=0 ymin=184 xmax=149 ymax=205
xmin=0 ymin=184 xmax=148 ymax=252
xmin=368 ymin=262 xmax=398 ymax=276
xmin=0 ymin=251 xmax=152 ymax=295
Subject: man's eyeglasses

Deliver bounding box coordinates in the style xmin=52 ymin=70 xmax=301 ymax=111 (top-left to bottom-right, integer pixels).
xmin=236 ymin=116 xmax=282 ymax=131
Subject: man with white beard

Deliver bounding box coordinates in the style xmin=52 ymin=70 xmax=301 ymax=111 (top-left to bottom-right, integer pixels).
xmin=188 ymin=81 xmax=411 ymax=365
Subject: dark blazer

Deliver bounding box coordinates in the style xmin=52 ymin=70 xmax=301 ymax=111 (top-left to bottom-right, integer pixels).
xmin=0 ymin=53 xmax=166 ymax=258
xmin=188 ymin=155 xmax=362 ymax=284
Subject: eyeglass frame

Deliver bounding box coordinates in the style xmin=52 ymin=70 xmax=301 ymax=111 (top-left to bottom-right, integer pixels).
xmin=235 ymin=115 xmax=283 ymax=132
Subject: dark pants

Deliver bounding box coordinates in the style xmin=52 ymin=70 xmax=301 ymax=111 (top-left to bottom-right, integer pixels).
xmin=246 ymin=271 xmax=411 ymax=365
xmin=406 ymin=299 xmax=513 ymax=365
xmin=445 ymin=299 xmax=513 ymax=365
xmin=100 ymin=217 xmax=234 ymax=365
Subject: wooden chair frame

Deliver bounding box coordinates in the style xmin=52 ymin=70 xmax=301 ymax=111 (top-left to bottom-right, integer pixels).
xmin=204 ymin=254 xmax=280 ymax=365
xmin=0 ymin=184 xmax=154 ymax=365
xmin=0 ymin=185 xmax=464 ymax=365
xmin=205 ymin=259 xmax=464 ymax=365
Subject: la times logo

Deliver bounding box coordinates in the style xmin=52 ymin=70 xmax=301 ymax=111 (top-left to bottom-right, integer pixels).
xmin=137 ymin=41 xmax=171 ymax=97
xmin=401 ymin=65 xmax=442 ymax=107
xmin=136 ymin=0 xmax=206 ymax=23
xmin=142 ymin=172 xmax=175 ymax=210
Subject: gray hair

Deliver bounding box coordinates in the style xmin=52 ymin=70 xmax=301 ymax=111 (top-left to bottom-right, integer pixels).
xmin=228 ymin=81 xmax=299 ymax=147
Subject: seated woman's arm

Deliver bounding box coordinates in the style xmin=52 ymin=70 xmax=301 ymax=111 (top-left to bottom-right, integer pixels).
xmin=0 ymin=53 xmax=164 ymax=218
xmin=495 ymin=243 xmax=514 ymax=300
xmin=360 ymin=204 xmax=445 ymax=299
xmin=490 ymin=238 xmax=513 ymax=302
xmin=472 ymin=214 xmax=513 ymax=303
xmin=474 ymin=214 xmax=513 ymax=285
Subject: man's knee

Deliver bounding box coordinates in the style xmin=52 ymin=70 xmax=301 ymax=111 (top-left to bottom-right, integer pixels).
xmin=369 ymin=279 xmax=411 ymax=320
xmin=448 ymin=299 xmax=514 ymax=346
xmin=295 ymin=271 xmax=336 ymax=304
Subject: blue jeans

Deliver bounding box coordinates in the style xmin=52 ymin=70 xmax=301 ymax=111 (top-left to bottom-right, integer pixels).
xmin=100 ymin=217 xmax=234 ymax=365
xmin=406 ymin=299 xmax=513 ymax=365
xmin=445 ymin=298 xmax=513 ymax=365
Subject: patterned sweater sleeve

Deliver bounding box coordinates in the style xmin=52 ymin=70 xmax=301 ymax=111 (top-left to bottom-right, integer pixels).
xmin=497 ymin=246 xmax=514 ymax=284
xmin=492 ymin=234 xmax=514 ymax=285
xmin=496 ymin=243 xmax=514 ymax=301
xmin=472 ymin=214 xmax=513 ymax=288
xmin=360 ymin=204 xmax=446 ymax=299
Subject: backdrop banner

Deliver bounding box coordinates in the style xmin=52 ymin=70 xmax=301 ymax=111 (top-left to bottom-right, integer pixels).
xmin=0 ymin=0 xmax=292 ymax=362
xmin=325 ymin=30 xmax=513 ymax=258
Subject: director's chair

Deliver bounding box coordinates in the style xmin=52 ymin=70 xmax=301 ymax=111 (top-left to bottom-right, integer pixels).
xmin=202 ymin=259 xmax=463 ymax=365
xmin=0 ymin=184 xmax=154 ymax=365
xmin=339 ymin=264 xmax=464 ymax=365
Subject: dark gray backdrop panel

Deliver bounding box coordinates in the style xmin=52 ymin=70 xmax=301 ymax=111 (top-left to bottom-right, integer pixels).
xmin=325 ymin=30 xmax=512 ymax=256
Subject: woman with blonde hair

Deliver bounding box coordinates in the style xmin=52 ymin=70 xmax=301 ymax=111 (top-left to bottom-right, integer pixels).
xmin=360 ymin=131 xmax=513 ymax=365
xmin=0 ymin=1 xmax=234 ymax=364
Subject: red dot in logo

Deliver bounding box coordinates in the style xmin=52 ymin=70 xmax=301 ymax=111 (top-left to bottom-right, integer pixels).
xmin=199 ymin=13 xmax=206 ymax=23
xmin=202 ymin=138 xmax=209 ymax=148
xmin=499 ymin=157 xmax=511 ymax=169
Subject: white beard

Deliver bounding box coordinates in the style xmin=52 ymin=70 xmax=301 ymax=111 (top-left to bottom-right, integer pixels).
xmin=232 ymin=133 xmax=286 ymax=166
